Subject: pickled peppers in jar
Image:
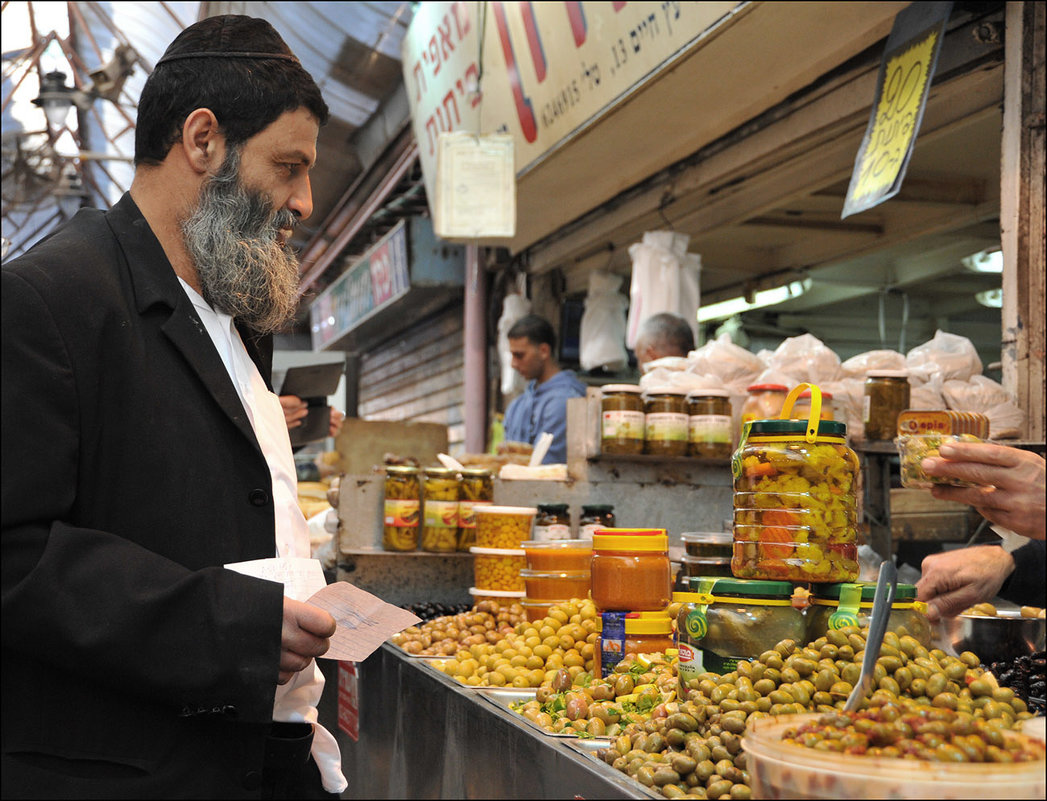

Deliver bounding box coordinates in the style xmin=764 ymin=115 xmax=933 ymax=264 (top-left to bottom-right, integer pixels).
xmin=422 ymin=467 xmax=459 ymax=552
xmin=732 ymin=384 xmax=860 ymax=583
xmin=457 ymin=468 xmax=493 ymax=551
xmin=383 ymin=466 xmax=421 ymax=551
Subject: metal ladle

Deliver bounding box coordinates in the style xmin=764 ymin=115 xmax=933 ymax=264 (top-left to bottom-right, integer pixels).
xmin=843 ymin=560 xmax=898 ymax=712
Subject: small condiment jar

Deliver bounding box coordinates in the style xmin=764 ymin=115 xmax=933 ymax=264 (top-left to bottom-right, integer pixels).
xmin=591 ymin=529 xmax=671 ymax=611
xmin=421 ymin=467 xmax=459 ymax=553
xmin=382 ymin=466 xmax=421 ymax=551
xmin=805 ymin=582 xmax=931 ymax=646
xmin=534 ymin=504 xmax=571 ymax=541
xmin=600 ymin=384 xmax=645 ymax=454
xmin=643 ymin=387 xmax=690 ymax=456
xmin=578 ymin=504 xmax=615 ymax=541
xmin=596 ymin=611 xmax=675 ymax=678
xmin=864 ymin=370 xmax=911 ymax=440
xmin=676 ymin=577 xmax=805 ymax=689
xmin=740 ymin=384 xmax=789 ymax=433
xmin=686 ymin=389 xmax=733 ymax=458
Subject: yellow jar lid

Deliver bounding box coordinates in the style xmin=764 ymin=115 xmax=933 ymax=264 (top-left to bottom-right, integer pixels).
xmin=593 ymin=529 xmax=668 ymax=552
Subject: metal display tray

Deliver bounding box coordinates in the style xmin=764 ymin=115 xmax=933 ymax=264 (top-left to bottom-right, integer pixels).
xmin=477 ymin=689 xmax=614 ymax=741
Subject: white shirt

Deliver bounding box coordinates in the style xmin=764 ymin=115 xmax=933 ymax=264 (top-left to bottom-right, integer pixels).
xmin=179 ymin=279 xmax=347 ymax=793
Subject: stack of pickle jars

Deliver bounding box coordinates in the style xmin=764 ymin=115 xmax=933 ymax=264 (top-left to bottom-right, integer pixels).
xmin=590 ymin=528 xmax=674 ymax=678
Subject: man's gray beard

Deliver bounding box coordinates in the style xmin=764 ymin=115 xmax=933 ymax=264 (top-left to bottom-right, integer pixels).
xmin=181 ymin=146 xmax=300 ymax=334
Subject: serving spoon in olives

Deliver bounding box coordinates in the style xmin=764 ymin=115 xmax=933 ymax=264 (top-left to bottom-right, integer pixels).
xmin=843 ymin=560 xmax=898 ymax=712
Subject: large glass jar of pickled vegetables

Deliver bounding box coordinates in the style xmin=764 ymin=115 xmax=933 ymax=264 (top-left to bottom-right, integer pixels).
xmin=676 ymin=577 xmax=804 ymax=689
xmin=806 ymin=582 xmax=931 ymax=646
xmin=732 ymin=384 xmax=860 ymax=583
xmin=457 ymin=468 xmax=493 ymax=551
xmin=591 ymin=529 xmax=671 ymax=611
xmin=422 ymin=467 xmax=459 ymax=553
xmin=382 ymin=466 xmax=420 ymax=551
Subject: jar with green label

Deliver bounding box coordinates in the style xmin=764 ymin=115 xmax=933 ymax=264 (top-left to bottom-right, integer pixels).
xmin=687 ymin=389 xmax=733 ymax=458
xmin=805 ymin=582 xmax=931 ymax=646
xmin=643 ymin=387 xmax=689 ymax=456
xmin=676 ymin=577 xmax=804 ymax=692
xmin=600 ymin=384 xmax=645 ymax=454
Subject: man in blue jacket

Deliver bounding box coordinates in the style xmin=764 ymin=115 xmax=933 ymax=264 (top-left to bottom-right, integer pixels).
xmin=504 ymin=315 xmax=587 ymax=464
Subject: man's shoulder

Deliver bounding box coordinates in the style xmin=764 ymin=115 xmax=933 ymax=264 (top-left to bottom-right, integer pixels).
xmin=544 ymin=370 xmax=587 ymax=398
xmin=4 ymin=209 xmax=119 ymax=289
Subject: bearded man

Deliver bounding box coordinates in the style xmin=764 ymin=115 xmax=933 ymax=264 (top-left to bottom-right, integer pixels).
xmin=2 ymin=16 xmax=346 ymax=800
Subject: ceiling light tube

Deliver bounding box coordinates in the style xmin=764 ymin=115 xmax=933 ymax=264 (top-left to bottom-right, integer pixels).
xmin=698 ymin=278 xmax=812 ymax=323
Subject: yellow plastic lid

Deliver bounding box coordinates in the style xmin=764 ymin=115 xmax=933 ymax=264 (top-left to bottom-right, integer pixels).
xmin=593 ymin=529 xmax=668 ymax=552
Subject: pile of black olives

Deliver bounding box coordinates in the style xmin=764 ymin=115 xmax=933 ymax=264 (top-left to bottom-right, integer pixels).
xmin=989 ymin=651 xmax=1046 ymax=715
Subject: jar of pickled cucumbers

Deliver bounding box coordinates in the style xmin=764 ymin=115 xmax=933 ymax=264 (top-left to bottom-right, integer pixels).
xmin=383 ymin=466 xmax=421 ymax=551
xmin=457 ymin=468 xmax=493 ymax=551
xmin=422 ymin=467 xmax=459 ymax=553
xmin=805 ymin=582 xmax=931 ymax=646
xmin=732 ymin=383 xmax=860 ymax=583
xmin=644 ymin=387 xmax=690 ymax=457
xmin=600 ymin=384 xmax=645 ymax=454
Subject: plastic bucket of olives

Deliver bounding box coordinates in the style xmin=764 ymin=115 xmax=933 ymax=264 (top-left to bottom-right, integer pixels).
xmin=743 ymin=710 xmax=1046 ymax=799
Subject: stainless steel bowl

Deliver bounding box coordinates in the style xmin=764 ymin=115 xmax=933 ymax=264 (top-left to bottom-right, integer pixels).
xmin=944 ymin=611 xmax=1046 ymax=664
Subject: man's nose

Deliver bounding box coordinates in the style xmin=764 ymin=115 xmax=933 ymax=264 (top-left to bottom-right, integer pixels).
xmin=287 ymin=174 xmax=313 ymax=221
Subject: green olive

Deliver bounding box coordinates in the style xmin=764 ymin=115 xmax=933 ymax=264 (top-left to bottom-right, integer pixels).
xmin=841 ymin=663 xmax=861 ymax=686
xmin=636 ymin=766 xmax=656 ymax=786
xmin=931 ymin=692 xmax=958 ymax=710
xmin=653 ymin=767 xmax=681 ymax=787
xmin=959 ymin=651 xmax=980 ymax=668
xmin=661 ymin=783 xmax=686 ymax=799
xmin=826 ymin=629 xmax=849 ymax=648
xmin=926 ymin=674 xmax=948 ymax=697
xmin=898 ymin=635 xmax=921 ymax=657
xmin=830 ymin=681 xmax=853 ymax=698
xmin=707 ymin=779 xmax=734 ymax=799
xmin=694 ymin=759 xmax=716 ymax=782
xmin=878 ymin=655 xmax=902 ymax=674
xmin=670 ymin=753 xmax=697 ymax=776
xmin=894 ymin=667 xmax=913 ymax=692
xmin=731 ymin=784 xmax=752 ymax=800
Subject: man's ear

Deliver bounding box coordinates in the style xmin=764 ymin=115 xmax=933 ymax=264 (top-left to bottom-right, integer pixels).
xmin=180 ymin=108 xmax=224 ymax=175
xmin=538 ymin=342 xmax=552 ymax=361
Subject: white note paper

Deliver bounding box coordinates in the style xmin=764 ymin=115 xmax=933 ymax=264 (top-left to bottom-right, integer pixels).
xmin=306 ymin=581 xmax=422 ymax=663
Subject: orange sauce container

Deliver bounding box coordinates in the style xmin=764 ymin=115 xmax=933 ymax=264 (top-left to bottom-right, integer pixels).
xmin=520 ymin=539 xmax=592 ymax=571
xmin=591 ymin=529 xmax=671 ymax=611
xmin=519 ymin=569 xmax=591 ymax=601
xmin=595 ymin=611 xmax=675 ymax=677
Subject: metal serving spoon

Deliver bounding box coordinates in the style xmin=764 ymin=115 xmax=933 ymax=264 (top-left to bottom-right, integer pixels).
xmin=843 ymin=560 xmax=898 ymax=712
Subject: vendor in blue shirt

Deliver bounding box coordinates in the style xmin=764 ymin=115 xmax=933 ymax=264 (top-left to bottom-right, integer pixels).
xmin=503 ymin=314 xmax=587 ymax=464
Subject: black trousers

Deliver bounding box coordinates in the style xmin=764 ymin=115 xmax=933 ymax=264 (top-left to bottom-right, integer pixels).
xmin=262 ymin=723 xmax=339 ymax=800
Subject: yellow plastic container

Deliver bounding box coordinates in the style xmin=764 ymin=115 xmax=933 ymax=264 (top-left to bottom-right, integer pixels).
xmin=469 ymin=546 xmax=526 ymax=592
xmin=474 ymin=505 xmax=537 ymax=549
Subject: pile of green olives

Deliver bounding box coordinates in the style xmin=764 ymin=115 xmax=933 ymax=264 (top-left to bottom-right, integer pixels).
xmin=596 ymin=624 xmax=1035 ymax=800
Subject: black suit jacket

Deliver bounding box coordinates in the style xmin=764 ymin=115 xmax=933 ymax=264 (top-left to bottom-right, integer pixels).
xmin=2 ymin=195 xmax=288 ymax=798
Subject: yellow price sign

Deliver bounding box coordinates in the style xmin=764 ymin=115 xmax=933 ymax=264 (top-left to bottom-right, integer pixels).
xmin=842 ymin=2 xmax=952 ymax=218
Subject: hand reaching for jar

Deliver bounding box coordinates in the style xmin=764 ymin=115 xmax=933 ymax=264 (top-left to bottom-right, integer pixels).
xmin=915 ymin=545 xmax=1016 ymax=622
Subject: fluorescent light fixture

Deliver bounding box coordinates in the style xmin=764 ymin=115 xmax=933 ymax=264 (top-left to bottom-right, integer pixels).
xmin=698 ymin=278 xmax=812 ymax=323
xmin=962 ymin=248 xmax=1003 ymax=274
xmin=976 ymin=288 xmax=1002 ymax=308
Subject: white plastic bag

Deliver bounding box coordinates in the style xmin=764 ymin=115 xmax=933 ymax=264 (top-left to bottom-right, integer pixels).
xmin=686 ymin=333 xmax=765 ymax=390
xmin=942 ymin=375 xmax=1025 ymax=439
xmin=906 ymin=330 xmax=982 ymax=385
xmin=625 ymin=231 xmax=700 ymax=349
xmin=579 ymin=270 xmax=629 ymax=372
xmin=765 ymin=333 xmax=842 ymax=384
xmin=497 ymin=292 xmax=531 ymax=395
xmin=840 ymin=349 xmax=907 ymax=379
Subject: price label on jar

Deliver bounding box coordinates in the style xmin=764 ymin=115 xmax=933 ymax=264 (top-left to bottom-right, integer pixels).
xmin=423 ymin=500 xmax=458 ymax=528
xmin=602 ymin=410 xmax=645 ymax=438
xmin=384 ymin=499 xmax=420 ymax=527
xmin=535 ymin=523 xmax=571 ymax=541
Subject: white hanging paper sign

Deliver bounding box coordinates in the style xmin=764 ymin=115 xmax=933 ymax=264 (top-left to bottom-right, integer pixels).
xmin=434 ymin=132 xmax=516 ymax=239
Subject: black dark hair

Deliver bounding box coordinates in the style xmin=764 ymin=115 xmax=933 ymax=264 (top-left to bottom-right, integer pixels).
xmin=507 ymin=314 xmax=556 ymax=350
xmin=135 ymin=15 xmax=329 ymax=165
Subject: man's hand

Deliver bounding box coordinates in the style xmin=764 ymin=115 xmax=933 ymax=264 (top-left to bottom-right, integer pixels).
xmin=279 ymin=597 xmax=336 ymax=684
xmin=916 ymin=545 xmax=1016 ymax=622
xmin=328 ymin=407 xmax=345 ymax=438
xmin=279 ymin=395 xmax=309 ymax=430
xmin=922 ymin=442 xmax=1046 ymax=540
